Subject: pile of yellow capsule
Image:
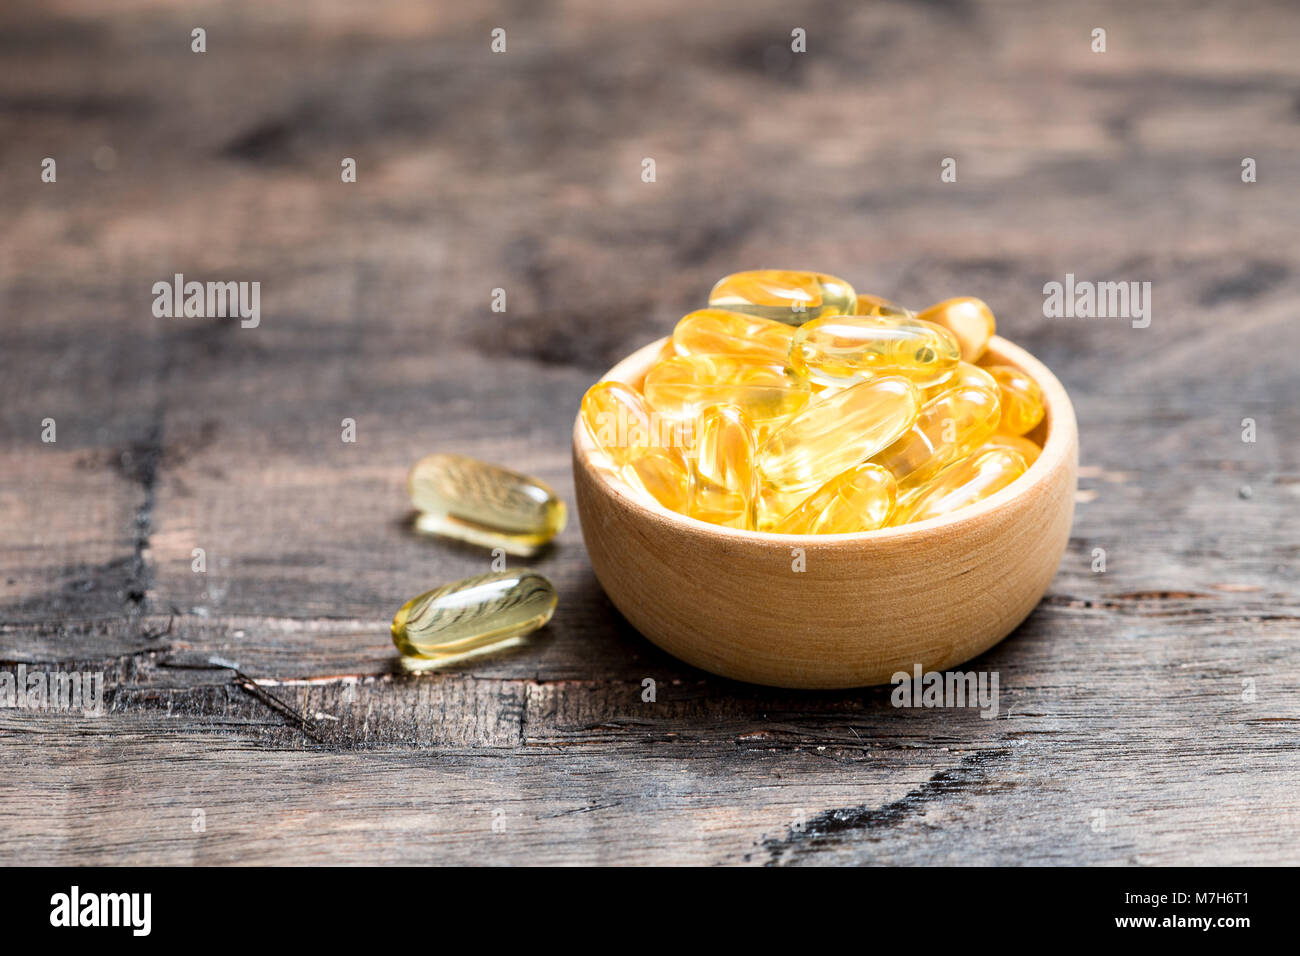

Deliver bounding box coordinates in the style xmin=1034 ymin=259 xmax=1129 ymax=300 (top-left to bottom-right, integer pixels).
xmin=581 ymin=270 xmax=1045 ymax=533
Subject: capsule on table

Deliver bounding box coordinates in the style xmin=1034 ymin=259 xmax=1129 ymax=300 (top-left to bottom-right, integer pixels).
xmin=691 ymin=404 xmax=759 ymax=529
xmin=984 ymin=364 xmax=1045 ymax=436
xmin=923 ymin=360 xmax=998 ymax=401
xmin=672 ymin=308 xmax=795 ymax=366
xmin=624 ymin=444 xmax=694 ymax=514
xmin=758 ymin=375 xmax=921 ymax=496
xmin=893 ymin=447 xmax=1028 ymax=525
xmin=772 ymin=463 xmax=897 ymax=534
xmin=980 ymin=433 xmax=1041 ymax=468
xmin=581 ymin=380 xmax=656 ymax=466
xmin=871 ymin=384 xmax=1002 ymax=492
xmin=918 ymin=297 xmax=996 ymax=362
xmin=392 ymin=569 xmax=557 ymax=672
xmin=790 ymin=314 xmax=961 ymax=389
xmin=643 ymin=354 xmax=811 ymax=437
xmin=409 ymin=454 xmax=566 ymax=556
xmin=708 ymin=270 xmax=856 ymax=325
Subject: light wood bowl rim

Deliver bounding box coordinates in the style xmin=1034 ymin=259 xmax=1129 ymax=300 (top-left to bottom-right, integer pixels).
xmin=572 ymin=334 xmax=1076 ymax=544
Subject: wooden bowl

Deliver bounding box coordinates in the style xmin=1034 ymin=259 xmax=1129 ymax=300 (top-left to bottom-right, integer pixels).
xmin=572 ymin=336 xmax=1078 ymax=689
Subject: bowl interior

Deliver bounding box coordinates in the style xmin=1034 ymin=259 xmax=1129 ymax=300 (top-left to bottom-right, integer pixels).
xmin=574 ymin=334 xmax=1076 ymax=542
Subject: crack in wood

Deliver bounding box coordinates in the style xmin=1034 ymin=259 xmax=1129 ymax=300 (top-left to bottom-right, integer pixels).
xmin=231 ymin=671 xmax=323 ymax=743
xmin=115 ymin=420 xmax=164 ymax=615
xmin=759 ymin=749 xmax=1014 ymax=865
xmin=155 ymin=656 xmax=325 ymax=742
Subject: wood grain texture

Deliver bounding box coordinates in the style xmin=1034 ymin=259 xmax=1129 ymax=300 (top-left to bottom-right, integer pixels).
xmin=574 ymin=335 xmax=1078 ymax=688
xmin=1 ymin=0 xmax=1298 ymax=865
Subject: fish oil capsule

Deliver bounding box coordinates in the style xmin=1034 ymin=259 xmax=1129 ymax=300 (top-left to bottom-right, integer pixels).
xmin=643 ymin=354 xmax=811 ymax=437
xmin=870 ymin=385 xmax=1002 ymax=492
xmin=854 ymin=294 xmax=910 ymax=318
xmin=918 ymin=297 xmax=996 ymax=362
xmin=409 ymin=454 xmax=566 ymax=556
xmin=894 ymin=447 xmax=1028 ymax=525
xmin=980 ymin=433 xmax=1041 ymax=468
xmin=923 ymin=360 xmax=997 ymax=401
xmin=758 ymin=375 xmax=921 ymax=496
xmin=755 ymin=484 xmax=811 ymax=531
xmin=708 ymin=270 xmax=856 ymax=325
xmin=672 ymin=309 xmax=795 ymax=366
xmin=691 ymin=404 xmax=759 ymax=529
xmin=581 ymin=381 xmax=655 ymax=466
xmin=773 ymin=463 xmax=897 ymax=534
xmin=625 ymin=444 xmax=693 ymax=514
xmin=392 ymin=570 xmax=557 ymax=672
xmin=984 ymin=365 xmax=1045 ymax=436
xmin=791 ymin=314 xmax=961 ymax=389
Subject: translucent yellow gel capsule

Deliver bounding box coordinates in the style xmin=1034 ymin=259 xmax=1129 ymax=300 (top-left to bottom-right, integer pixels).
xmin=985 ymin=365 xmax=1045 ymax=436
xmin=755 ymin=484 xmax=810 ymax=531
xmin=981 ymin=433 xmax=1041 ymax=468
xmin=758 ymin=376 xmax=921 ymax=495
xmin=894 ymin=447 xmax=1028 ymax=526
xmin=854 ymin=294 xmax=910 ymax=318
xmin=409 ymin=454 xmax=566 ymax=556
xmin=672 ymin=309 xmax=795 ymax=366
xmin=691 ymin=404 xmax=759 ymax=529
xmin=643 ymin=354 xmax=811 ymax=436
xmin=918 ymin=297 xmax=996 ymax=362
xmin=708 ymin=270 xmax=856 ymax=325
xmin=923 ymin=360 xmax=997 ymax=401
xmin=790 ymin=314 xmax=961 ymax=389
xmin=624 ymin=444 xmax=693 ymax=514
xmin=392 ymin=570 xmax=557 ymax=672
xmin=772 ymin=463 xmax=897 ymax=534
xmin=871 ymin=385 xmax=1002 ymax=492
xmin=581 ymin=381 xmax=654 ymax=466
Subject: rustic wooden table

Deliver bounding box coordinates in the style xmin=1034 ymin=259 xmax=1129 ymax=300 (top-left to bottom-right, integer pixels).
xmin=1 ymin=0 xmax=1297 ymax=865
